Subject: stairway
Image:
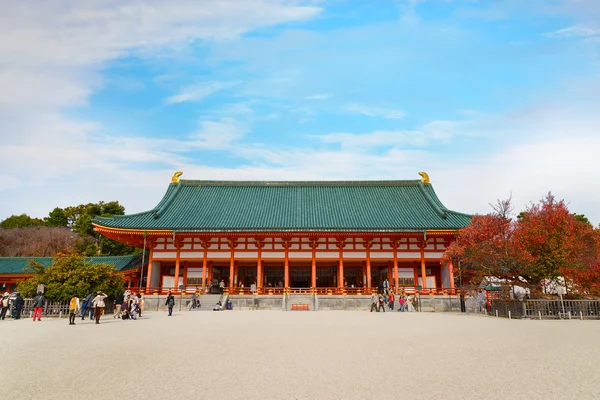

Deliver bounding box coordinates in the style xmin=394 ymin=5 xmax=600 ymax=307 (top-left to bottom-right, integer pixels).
xmin=190 ymin=293 xmax=227 ymax=311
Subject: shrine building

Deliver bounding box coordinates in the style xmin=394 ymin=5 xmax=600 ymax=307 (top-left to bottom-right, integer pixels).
xmin=92 ymin=172 xmax=471 ymax=296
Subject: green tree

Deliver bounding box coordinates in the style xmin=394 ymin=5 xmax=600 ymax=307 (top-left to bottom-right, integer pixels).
xmin=16 ymin=253 xmax=125 ymax=301
xmin=44 ymin=207 xmax=68 ymax=227
xmin=0 ymin=214 xmax=44 ymax=229
xmin=46 ymin=201 xmax=137 ymax=256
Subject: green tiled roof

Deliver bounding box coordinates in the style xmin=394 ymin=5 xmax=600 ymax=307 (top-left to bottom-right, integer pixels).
xmin=94 ymin=180 xmax=471 ymax=232
xmin=0 ymin=255 xmax=144 ymax=275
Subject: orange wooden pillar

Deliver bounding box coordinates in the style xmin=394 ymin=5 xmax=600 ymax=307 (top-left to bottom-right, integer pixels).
xmin=311 ymin=243 xmax=317 ymax=289
xmin=337 ymin=238 xmax=345 ymax=289
xmin=284 ymin=243 xmax=290 ymax=288
xmin=366 ymin=246 xmax=372 ymax=289
xmin=228 ymin=238 xmax=237 ymax=288
xmin=145 ymin=248 xmax=154 ymax=294
xmin=420 ymin=245 xmax=427 ymax=291
xmin=207 ymin=261 xmax=213 ymax=284
xmin=393 ymin=244 xmax=399 ymax=293
xmin=229 ymin=254 xmax=235 ymax=288
xmin=174 ymin=249 xmax=181 ymax=293
xmin=282 ymin=238 xmax=291 ymax=288
xmin=338 ymin=254 xmax=344 ymax=289
xmin=256 ymin=239 xmax=263 ymax=290
xmin=201 ymin=246 xmax=207 ymax=289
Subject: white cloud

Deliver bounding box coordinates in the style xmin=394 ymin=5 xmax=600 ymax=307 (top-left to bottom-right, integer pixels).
xmin=166 ymin=81 xmax=238 ymax=104
xmin=0 ymin=0 xmax=322 ymax=218
xmin=346 ymin=104 xmax=406 ymax=119
xmin=544 ymin=25 xmax=600 ymax=38
xmin=305 ymin=93 xmax=332 ymax=100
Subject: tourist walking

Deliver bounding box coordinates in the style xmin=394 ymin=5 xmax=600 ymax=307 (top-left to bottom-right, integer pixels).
xmin=165 ymin=291 xmax=175 ymax=316
xmin=370 ymin=292 xmax=378 ymax=312
xmin=388 ymin=291 xmax=395 ymax=311
xmin=69 ymin=294 xmax=80 ymax=325
xmin=82 ymin=292 xmax=94 ymax=320
xmin=32 ymin=291 xmax=45 ymax=322
xmin=219 ymin=280 xmax=225 ymax=294
xmin=0 ymin=293 xmax=9 ymax=320
xmin=377 ymin=293 xmax=385 ymax=312
xmin=113 ymin=292 xmax=124 ymax=319
xmin=14 ymin=292 xmax=24 ymax=319
xmin=138 ymin=293 xmax=144 ymax=317
xmin=189 ymin=291 xmax=198 ymax=310
xmin=398 ymin=296 xmax=405 ymax=312
xmin=92 ymin=291 xmax=107 ymax=324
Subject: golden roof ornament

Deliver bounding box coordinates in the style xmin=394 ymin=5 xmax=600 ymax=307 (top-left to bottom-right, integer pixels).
xmin=418 ymin=171 xmax=430 ymax=184
xmin=171 ymin=171 xmax=183 ymax=184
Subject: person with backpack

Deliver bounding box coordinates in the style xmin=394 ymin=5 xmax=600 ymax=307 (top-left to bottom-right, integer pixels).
xmin=32 ymin=292 xmax=45 ymax=322
xmin=165 ymin=291 xmax=175 ymax=316
xmin=69 ymin=294 xmax=80 ymax=325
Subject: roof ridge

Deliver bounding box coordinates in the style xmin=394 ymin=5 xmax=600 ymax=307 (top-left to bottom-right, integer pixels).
xmin=178 ymin=179 xmax=422 ymax=187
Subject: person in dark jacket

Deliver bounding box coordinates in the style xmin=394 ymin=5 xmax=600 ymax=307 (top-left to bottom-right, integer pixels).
xmin=165 ymin=291 xmax=175 ymax=316
xmin=113 ymin=292 xmax=124 ymax=319
xmin=32 ymin=292 xmax=45 ymax=322
xmin=14 ymin=292 xmax=24 ymax=320
xmin=82 ymin=292 xmax=95 ymax=320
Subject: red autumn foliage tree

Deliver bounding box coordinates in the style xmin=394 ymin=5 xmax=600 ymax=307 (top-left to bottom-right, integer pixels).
xmin=560 ymin=229 xmax=600 ymax=296
xmin=515 ymin=193 xmax=595 ymax=286
xmin=443 ymin=198 xmax=531 ymax=286
xmin=445 ymin=193 xmax=600 ymax=296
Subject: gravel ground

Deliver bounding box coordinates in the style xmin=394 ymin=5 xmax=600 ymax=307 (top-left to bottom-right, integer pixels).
xmin=1 ymin=310 xmax=599 ymax=400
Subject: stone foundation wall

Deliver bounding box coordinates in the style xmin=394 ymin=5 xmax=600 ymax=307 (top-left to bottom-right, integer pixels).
xmin=140 ymin=294 xmax=463 ymax=312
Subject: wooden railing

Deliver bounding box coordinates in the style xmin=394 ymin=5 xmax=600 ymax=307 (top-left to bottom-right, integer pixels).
xmin=135 ymin=286 xmax=460 ymax=296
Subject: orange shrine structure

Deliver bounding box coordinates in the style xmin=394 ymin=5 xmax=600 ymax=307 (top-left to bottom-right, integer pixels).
xmin=92 ymin=172 xmax=471 ymax=296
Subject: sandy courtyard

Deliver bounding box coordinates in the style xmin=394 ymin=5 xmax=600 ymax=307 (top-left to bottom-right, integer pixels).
xmin=1 ymin=310 xmax=599 ymax=400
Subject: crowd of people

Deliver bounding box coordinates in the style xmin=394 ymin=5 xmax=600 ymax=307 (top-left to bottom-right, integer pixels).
xmin=370 ymin=279 xmax=418 ymax=313
xmin=0 ymin=292 xmax=24 ymax=320
xmin=0 ymin=289 xmax=147 ymax=324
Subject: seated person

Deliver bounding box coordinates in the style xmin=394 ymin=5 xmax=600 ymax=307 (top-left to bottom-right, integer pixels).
xmin=213 ymin=301 xmax=222 ymax=311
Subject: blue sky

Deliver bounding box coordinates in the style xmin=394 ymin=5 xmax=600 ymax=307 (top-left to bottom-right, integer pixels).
xmin=1 ymin=0 xmax=600 ymax=223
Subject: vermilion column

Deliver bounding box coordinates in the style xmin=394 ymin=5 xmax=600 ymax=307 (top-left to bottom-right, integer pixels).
xmin=336 ymin=238 xmax=346 ymax=289
xmin=311 ymin=247 xmax=317 ymax=288
xmin=201 ymin=244 xmax=207 ymax=289
xmin=284 ymin=243 xmax=290 ymax=288
xmin=309 ymin=239 xmax=318 ymax=289
xmin=229 ymin=253 xmax=235 ymax=288
xmin=256 ymin=239 xmax=264 ymax=290
xmin=393 ymin=243 xmax=399 ymax=293
xmin=227 ymin=238 xmax=238 ymax=288
xmin=174 ymin=249 xmax=181 ymax=293
xmin=420 ymin=245 xmax=427 ymax=291
xmin=145 ymin=248 xmax=154 ymax=294
xmin=365 ymin=240 xmax=372 ymax=289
